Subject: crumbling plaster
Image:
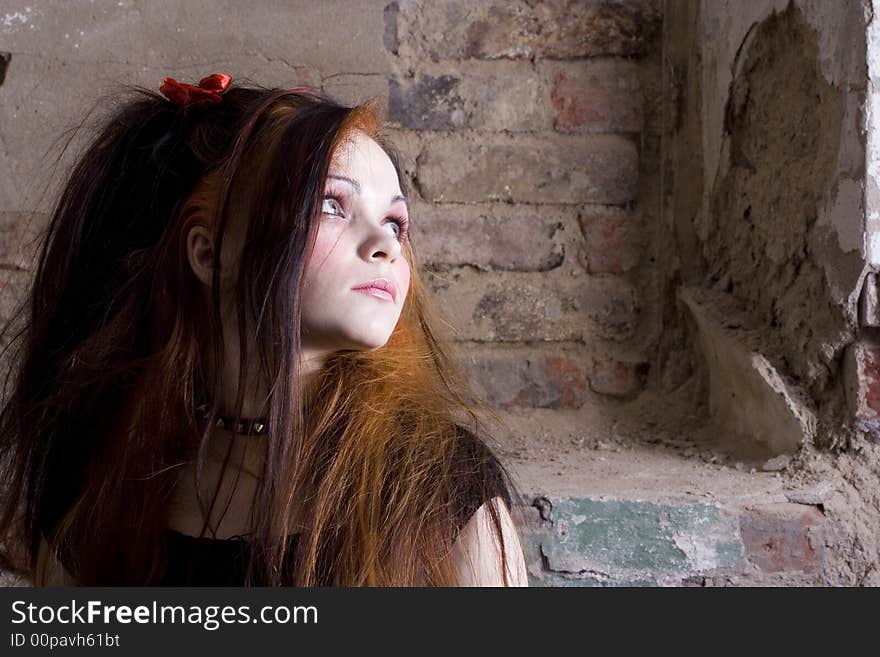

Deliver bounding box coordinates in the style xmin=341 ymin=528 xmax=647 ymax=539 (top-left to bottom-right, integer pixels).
xmin=664 ymin=0 xmax=880 ymax=585
xmin=700 ymin=0 xmax=869 ymax=315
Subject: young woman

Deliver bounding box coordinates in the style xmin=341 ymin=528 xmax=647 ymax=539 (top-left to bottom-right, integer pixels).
xmin=0 ymin=74 xmax=528 ymax=586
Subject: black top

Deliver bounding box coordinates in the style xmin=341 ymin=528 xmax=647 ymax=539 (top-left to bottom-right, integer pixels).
xmin=40 ymin=425 xmax=511 ymax=586
xmin=159 ymin=528 xmax=274 ymax=586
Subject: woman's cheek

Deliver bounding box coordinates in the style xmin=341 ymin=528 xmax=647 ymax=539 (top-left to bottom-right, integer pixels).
xmin=395 ymin=259 xmax=411 ymax=303
xmin=306 ymin=228 xmax=343 ymax=279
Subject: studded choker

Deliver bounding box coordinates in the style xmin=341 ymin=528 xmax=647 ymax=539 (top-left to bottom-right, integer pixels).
xmin=195 ymin=401 xmax=268 ymax=436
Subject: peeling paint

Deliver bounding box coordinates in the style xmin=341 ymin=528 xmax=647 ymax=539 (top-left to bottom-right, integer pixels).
xmin=534 ymin=497 xmax=742 ymax=581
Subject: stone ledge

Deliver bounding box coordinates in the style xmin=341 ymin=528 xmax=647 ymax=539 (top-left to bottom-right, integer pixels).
xmin=678 ymin=286 xmax=817 ymax=455
xmin=486 ymin=398 xmax=833 ymax=586
xmin=516 ymin=493 xmax=827 ymax=587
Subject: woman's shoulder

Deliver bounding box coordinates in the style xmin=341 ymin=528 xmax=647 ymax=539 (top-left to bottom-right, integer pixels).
xmin=447 ymin=426 xmax=528 ymax=585
xmin=449 ymin=424 xmax=513 ymax=526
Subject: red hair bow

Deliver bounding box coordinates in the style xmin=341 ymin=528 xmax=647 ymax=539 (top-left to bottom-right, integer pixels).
xmin=159 ymin=73 xmax=232 ymax=107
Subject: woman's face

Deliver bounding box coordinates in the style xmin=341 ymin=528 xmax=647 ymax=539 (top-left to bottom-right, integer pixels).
xmin=299 ymin=131 xmax=411 ymax=357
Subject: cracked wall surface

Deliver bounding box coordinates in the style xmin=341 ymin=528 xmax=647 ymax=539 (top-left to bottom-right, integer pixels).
xmin=661 ymin=0 xmax=880 ymax=584
xmin=0 ymin=0 xmax=390 ymax=218
xmin=703 ymin=3 xmax=854 ymax=443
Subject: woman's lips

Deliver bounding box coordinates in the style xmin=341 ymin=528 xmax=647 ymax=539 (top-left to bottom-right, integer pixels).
xmin=352 ymin=286 xmax=394 ymax=302
xmin=351 ymin=277 xmax=396 ymax=302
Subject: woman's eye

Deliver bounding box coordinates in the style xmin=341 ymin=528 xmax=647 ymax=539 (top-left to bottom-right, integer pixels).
xmin=388 ymin=217 xmax=409 ymax=242
xmin=322 ymin=196 xmax=344 ymax=216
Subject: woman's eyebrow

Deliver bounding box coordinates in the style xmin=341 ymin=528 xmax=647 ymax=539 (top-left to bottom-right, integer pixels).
xmin=327 ymin=174 xmax=409 ymax=210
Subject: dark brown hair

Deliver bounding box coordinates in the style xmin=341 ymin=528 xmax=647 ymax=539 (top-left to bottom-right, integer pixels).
xmin=0 ymin=80 xmax=522 ymax=585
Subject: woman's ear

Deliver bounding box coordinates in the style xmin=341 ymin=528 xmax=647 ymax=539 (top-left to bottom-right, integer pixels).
xmin=184 ymin=172 xmax=234 ymax=290
xmin=187 ymin=224 xmax=217 ymax=288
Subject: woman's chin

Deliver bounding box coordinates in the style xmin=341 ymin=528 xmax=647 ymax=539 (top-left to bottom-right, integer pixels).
xmin=325 ymin=331 xmax=392 ymax=354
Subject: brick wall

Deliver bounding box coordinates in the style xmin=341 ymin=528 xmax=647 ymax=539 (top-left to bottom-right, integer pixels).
xmin=384 ymin=0 xmax=662 ymax=409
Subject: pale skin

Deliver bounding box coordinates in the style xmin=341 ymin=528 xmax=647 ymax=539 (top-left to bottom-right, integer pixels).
xmin=36 ymin=130 xmax=528 ymax=586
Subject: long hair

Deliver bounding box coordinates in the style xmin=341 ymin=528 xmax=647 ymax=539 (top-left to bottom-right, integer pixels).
xmin=0 ymin=81 xmax=523 ymax=585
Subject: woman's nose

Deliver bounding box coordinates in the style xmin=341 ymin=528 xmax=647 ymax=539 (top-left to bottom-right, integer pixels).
xmin=362 ymin=221 xmax=401 ymax=261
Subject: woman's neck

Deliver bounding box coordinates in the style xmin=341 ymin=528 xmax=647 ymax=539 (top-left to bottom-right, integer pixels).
xmin=208 ymin=350 xmax=326 ymax=419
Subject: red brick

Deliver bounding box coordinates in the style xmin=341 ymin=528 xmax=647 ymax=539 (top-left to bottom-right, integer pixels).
xmin=425 ymin=270 xmax=639 ymax=342
xmin=388 ymin=74 xmax=466 ymax=130
xmin=412 ymin=202 xmax=565 ymax=272
xmin=580 ymin=276 xmax=641 ymax=341
xmin=388 ymin=60 xmax=641 ymax=134
xmin=549 ymin=61 xmax=642 ymax=133
xmin=543 ymin=354 xmax=589 ymax=409
xmin=863 ymin=347 xmax=880 ymax=413
xmin=388 ymin=61 xmax=544 ymax=132
xmin=458 ymin=345 xmax=588 ymax=409
xmin=467 ymin=279 xmax=581 ymax=342
xmin=843 ymin=340 xmax=880 ymax=431
xmin=739 ymin=504 xmax=825 ymax=574
xmin=588 ymin=356 xmax=649 ymax=398
xmin=578 ymin=206 xmax=642 ymax=274
xmin=394 ymin=0 xmax=662 ymax=60
xmin=416 ymin=133 xmax=639 ymax=205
